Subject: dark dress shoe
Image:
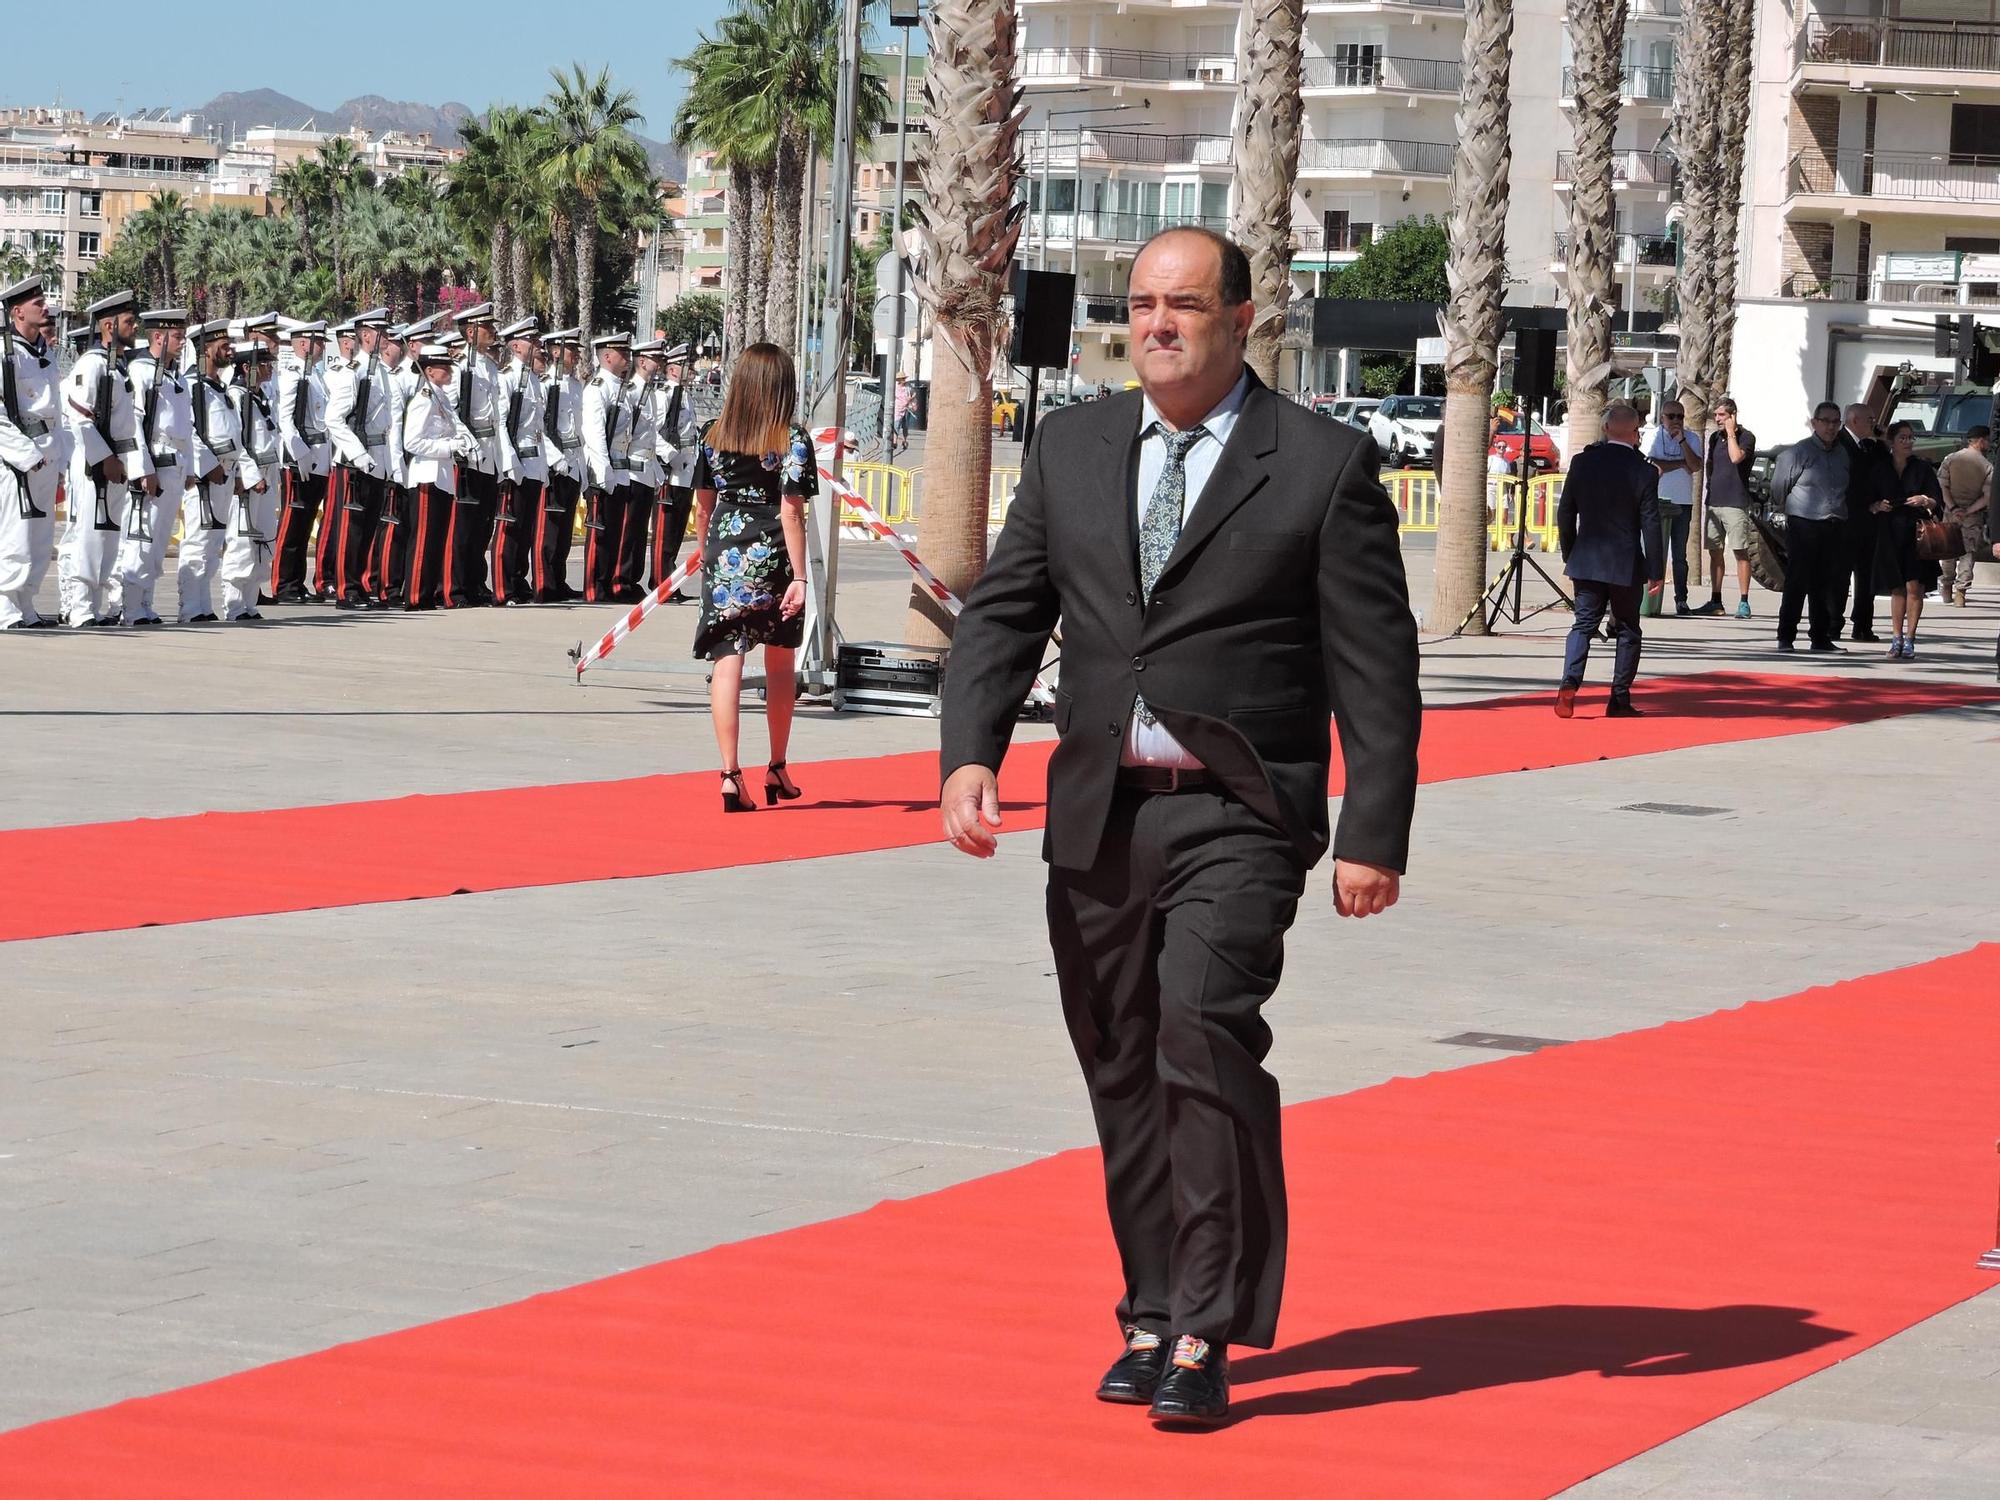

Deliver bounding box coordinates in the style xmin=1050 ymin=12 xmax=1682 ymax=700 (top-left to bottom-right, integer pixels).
xmin=1606 ymin=695 xmax=1644 ymax=718
xmin=1851 ymin=630 xmax=1880 ymax=643
xmin=1554 ymin=681 xmax=1578 ymax=719
xmin=1149 ymin=1336 xmax=1229 ymax=1427
xmin=1095 ymin=1326 xmax=1168 ymax=1405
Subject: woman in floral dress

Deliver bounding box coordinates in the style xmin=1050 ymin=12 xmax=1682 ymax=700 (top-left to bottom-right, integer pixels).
xmin=692 ymin=342 xmax=817 ymax=811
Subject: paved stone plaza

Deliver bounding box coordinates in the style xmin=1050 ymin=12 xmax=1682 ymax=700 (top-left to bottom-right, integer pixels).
xmin=4 ymin=539 xmax=1998 ymax=1496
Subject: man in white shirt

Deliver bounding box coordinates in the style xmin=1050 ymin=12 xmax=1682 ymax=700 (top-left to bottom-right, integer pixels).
xmin=1644 ymin=399 xmax=1702 ymax=615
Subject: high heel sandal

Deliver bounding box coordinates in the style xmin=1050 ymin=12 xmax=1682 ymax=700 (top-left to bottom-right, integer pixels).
xmin=720 ymin=769 xmax=754 ymax=813
xmin=764 ymin=761 xmax=802 ymax=806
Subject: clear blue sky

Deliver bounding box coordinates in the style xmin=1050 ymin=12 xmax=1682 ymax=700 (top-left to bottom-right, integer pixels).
xmin=0 ymin=0 xmax=844 ymax=140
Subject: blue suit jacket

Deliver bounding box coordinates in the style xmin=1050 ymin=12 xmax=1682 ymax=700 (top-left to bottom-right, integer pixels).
xmin=1558 ymin=439 xmax=1663 ymax=588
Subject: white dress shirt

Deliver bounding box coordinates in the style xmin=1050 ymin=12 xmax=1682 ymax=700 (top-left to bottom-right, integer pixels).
xmin=1122 ymin=369 xmax=1250 ymax=769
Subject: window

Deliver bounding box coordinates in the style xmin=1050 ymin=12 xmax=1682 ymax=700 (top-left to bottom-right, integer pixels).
xmin=79 ymin=191 xmax=102 ymax=217
xmin=1332 ymin=43 xmax=1381 ymax=88
xmin=1949 ymin=103 xmax=2000 ymax=164
xmin=36 ymin=230 xmax=61 ymax=250
xmin=41 ymin=189 xmax=63 ymax=214
xmin=77 ymin=231 xmax=100 ymax=257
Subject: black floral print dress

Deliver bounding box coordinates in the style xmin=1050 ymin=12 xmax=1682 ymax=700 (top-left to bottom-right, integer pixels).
xmin=691 ymin=423 xmax=818 ymax=661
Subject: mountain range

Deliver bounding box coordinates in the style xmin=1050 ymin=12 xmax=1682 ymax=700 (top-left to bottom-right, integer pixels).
xmin=190 ymin=90 xmax=686 ymax=182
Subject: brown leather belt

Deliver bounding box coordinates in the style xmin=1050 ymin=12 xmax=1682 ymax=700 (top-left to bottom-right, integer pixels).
xmin=1115 ymin=765 xmax=1216 ymax=793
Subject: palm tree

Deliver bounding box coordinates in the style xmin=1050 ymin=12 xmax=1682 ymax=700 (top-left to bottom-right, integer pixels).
xmin=447 ymin=115 xmax=512 ymax=310
xmin=541 ymin=65 xmax=651 ymax=344
xmin=318 ymin=137 xmax=364 ymax=302
xmin=123 ymin=191 xmax=191 ymax=304
xmin=909 ymin=0 xmax=1024 ymax=647
xmin=1708 ymin=4 xmax=1756 ymax=395
xmin=1229 ymin=0 xmax=1304 ymax=387
xmin=1671 ymin=0 xmax=1723 ymax=432
xmin=1433 ymin=0 xmax=1515 ymax=635
xmin=1562 ymin=0 xmax=1629 ymax=456
xmin=273 ymin=157 xmax=331 ymax=270
xmin=0 ymin=244 xmax=28 ymax=286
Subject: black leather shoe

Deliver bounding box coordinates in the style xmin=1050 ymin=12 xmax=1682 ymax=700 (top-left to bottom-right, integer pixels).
xmin=1606 ymin=696 xmax=1644 ymax=718
xmin=1148 ymin=1336 xmax=1228 ymax=1427
xmin=1095 ymin=1326 xmax=1169 ymax=1405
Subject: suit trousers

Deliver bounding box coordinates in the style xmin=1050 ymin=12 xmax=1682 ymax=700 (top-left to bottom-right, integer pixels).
xmin=492 ymin=478 xmax=540 ymax=604
xmin=611 ymin=481 xmax=651 ymax=595
xmin=652 ymin=484 xmax=695 ymax=591
xmin=1842 ymin=514 xmax=1878 ymax=636
xmin=403 ymin=483 xmax=450 ymax=609
xmin=1046 ymin=786 xmax=1308 ymax=1349
xmin=583 ymin=487 xmax=616 ymax=602
xmin=535 ymin=473 xmax=580 ymax=601
xmin=334 ymin=468 xmax=385 ymax=604
xmin=1778 ymin=515 xmax=1845 ymax=647
xmin=270 ymin=469 xmax=326 ymax=600
xmin=1562 ymin=579 xmax=1643 ymax=695
xmin=314 ymin=468 xmax=346 ymax=598
xmin=446 ymin=466 xmax=498 ymax=607
xmin=367 ymin=484 xmax=409 ymax=603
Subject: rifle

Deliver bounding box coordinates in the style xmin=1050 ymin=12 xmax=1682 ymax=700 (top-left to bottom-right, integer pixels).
xmin=86 ymin=348 xmax=118 ymax=530
xmin=126 ymin=354 xmax=165 ymax=543
xmin=1 ymin=322 xmax=47 ymax=519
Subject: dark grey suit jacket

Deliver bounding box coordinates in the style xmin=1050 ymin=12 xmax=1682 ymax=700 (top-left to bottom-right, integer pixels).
xmin=939 ymin=369 xmax=1422 ymax=874
xmin=1558 ymin=439 xmax=1663 ymax=588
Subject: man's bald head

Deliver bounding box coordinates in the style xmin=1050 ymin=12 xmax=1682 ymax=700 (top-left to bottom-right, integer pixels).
xmin=1603 ymin=404 xmax=1641 ymax=442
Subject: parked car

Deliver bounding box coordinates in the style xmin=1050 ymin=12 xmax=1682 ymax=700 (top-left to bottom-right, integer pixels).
xmin=1317 ymin=396 xmax=1380 ymax=432
xmin=1368 ymin=394 xmax=1446 ymax=466
xmin=991 ymin=390 xmax=1021 ymax=433
xmin=1490 ymin=409 xmax=1562 ymax=474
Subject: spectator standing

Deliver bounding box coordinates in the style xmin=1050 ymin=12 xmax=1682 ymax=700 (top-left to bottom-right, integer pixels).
xmin=1870 ymin=419 xmax=1943 ymax=660
xmin=1644 ymin=400 xmax=1702 ymax=614
xmin=1835 ymin=405 xmax=1885 ymax=641
xmin=1769 ymin=402 xmax=1852 ymax=653
xmin=1936 ymin=425 xmax=1990 ymax=606
xmin=1697 ymin=396 xmax=1757 ymax=617
xmin=1554 ymin=404 xmax=1662 ymax=718
xmin=893 ymin=374 xmax=914 ymax=449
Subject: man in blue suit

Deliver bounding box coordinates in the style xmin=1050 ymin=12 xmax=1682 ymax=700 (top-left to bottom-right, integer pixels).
xmin=1555 ymin=403 xmax=1662 ymax=718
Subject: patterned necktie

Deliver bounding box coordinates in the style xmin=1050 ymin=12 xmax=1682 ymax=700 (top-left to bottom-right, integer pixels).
xmin=1133 ymin=424 xmax=1206 ymax=728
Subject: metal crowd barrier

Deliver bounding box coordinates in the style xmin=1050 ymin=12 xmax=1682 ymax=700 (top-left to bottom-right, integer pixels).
xmin=1384 ymin=467 xmax=1564 ymax=552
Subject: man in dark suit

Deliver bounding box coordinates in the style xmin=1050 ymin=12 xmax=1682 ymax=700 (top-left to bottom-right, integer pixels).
xmin=938 ymin=228 xmax=1422 ymax=1427
xmin=1834 ymin=405 xmax=1884 ymax=642
xmin=1555 ymin=403 xmax=1662 ymax=719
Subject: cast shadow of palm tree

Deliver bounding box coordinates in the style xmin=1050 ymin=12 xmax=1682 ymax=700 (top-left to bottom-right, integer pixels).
xmin=1228 ymin=1303 xmax=1852 ymax=1424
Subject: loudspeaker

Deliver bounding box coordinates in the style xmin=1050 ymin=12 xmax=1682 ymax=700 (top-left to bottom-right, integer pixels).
xmin=1512 ymin=327 xmax=1556 ymax=403
xmin=1010 ymin=267 xmax=1076 ymax=369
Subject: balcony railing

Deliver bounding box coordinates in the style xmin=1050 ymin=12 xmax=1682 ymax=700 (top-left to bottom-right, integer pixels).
xmin=1554 ymin=149 xmax=1679 ymax=188
xmin=1791 ymin=148 xmax=2000 ymax=204
xmin=1305 ymin=0 xmax=1465 ymax=10
xmin=1779 ymin=270 xmax=2000 ymax=307
xmin=1079 ymin=293 xmax=1128 ymax=327
xmin=1022 ymin=210 xmax=1230 ymax=247
xmin=1019 ymin=47 xmax=1237 ymax=84
xmin=1552 ymin=231 xmax=1677 ymax=267
xmin=1298 ymin=137 xmax=1455 ymax=176
xmin=1801 ymin=16 xmax=2000 ymax=74
xmin=1560 ymin=64 xmax=1676 ymax=102
xmin=1289 ymin=223 xmax=1371 ymax=254
xmin=1300 ymin=55 xmax=1463 ymax=93
xmin=1023 ymin=130 xmax=1234 ymax=169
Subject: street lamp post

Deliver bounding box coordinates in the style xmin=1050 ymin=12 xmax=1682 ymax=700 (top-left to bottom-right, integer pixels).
xmin=879 ymin=11 xmax=919 ymax=454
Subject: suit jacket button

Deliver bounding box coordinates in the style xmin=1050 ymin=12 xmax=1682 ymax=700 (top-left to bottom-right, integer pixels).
xmin=1131 ymin=656 xmax=1145 ymax=671
xmin=1108 ymin=722 xmax=1120 ymax=735
xmin=1125 ymin=590 xmax=1138 ymax=606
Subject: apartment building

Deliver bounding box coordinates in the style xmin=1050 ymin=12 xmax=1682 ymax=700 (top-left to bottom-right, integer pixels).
xmin=1015 ymin=0 xmax=1678 ymax=390
xmin=1732 ymin=0 xmax=2000 ymax=439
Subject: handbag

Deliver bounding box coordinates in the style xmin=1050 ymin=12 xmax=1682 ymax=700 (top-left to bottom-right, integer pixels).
xmin=1915 ymin=516 xmax=1965 ymax=562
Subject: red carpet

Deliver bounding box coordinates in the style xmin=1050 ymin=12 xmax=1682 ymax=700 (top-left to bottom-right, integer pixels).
xmin=5 ymin=946 xmax=1997 ymax=1496
xmin=2 ymin=671 xmax=1992 ymax=944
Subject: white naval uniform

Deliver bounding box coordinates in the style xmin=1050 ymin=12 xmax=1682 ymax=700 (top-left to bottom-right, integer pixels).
xmin=499 ymin=360 xmax=548 ymax=486
xmin=402 ymin=379 xmax=474 ymax=494
xmin=655 ymin=378 xmax=703 ymax=597
xmin=0 ymin=328 xmax=65 ymax=627
xmin=325 ymin=350 xmax=401 ymax=484
xmin=450 ymin=350 xmax=516 ymax=481
xmin=60 ymin=342 xmax=154 ymax=627
xmin=276 ymin=353 xmax=331 ymax=478
xmin=178 ymin=372 xmax=263 ymax=620
xmin=580 ymin=368 xmax=630 ymax=496
xmin=223 ymin=371 xmax=283 ymax=619
xmin=116 ymin=351 xmax=196 ymax=622
xmin=544 ymin=369 xmax=585 ymax=484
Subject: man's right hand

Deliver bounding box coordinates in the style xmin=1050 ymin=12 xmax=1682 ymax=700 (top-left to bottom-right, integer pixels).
xmin=940 ymin=764 xmax=1003 ymax=858
xmin=102 ymin=456 xmax=126 ymax=484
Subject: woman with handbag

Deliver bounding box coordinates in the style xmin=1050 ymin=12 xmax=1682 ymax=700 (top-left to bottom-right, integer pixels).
xmin=1869 ymin=420 xmax=1944 ymax=660
xmin=692 ymin=342 xmax=816 ymax=812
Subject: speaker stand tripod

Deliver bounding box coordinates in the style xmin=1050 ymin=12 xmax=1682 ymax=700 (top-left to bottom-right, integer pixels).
xmin=1451 ymin=469 xmax=1573 ymax=637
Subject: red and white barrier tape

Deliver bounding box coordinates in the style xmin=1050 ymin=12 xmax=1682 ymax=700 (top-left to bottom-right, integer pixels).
xmin=819 ymin=465 xmax=961 ymax=616
xmin=571 ymin=552 xmax=701 ymax=680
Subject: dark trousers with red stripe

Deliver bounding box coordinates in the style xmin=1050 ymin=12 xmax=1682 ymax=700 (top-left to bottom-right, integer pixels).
xmin=534 ymin=472 xmax=580 ymax=601
xmin=583 ymin=487 xmax=617 ymax=602
xmin=611 ymin=481 xmax=651 ymax=597
xmin=270 ymin=469 xmax=327 ymax=600
xmin=493 ymin=478 xmax=540 ymax=604
xmin=314 ymin=468 xmax=346 ymax=598
xmin=651 ymin=484 xmax=694 ymax=591
xmin=446 ymin=466 xmax=498 ymax=608
xmin=404 ymin=483 xmax=450 ymax=609
xmin=335 ymin=467 xmax=385 ymax=604
xmin=368 ymin=485 xmax=410 ymax=602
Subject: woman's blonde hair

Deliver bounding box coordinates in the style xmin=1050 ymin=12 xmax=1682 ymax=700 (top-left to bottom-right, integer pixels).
xmin=709 ymin=342 xmax=797 ymax=456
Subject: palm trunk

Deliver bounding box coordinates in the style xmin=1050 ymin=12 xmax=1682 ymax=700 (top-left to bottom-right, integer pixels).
xmin=1709 ymin=2 xmax=1757 ymax=395
xmin=746 ymin=163 xmax=775 ymax=346
xmin=330 ymin=203 xmax=346 ymax=302
xmin=1229 ymin=0 xmax=1304 ymax=388
xmin=1562 ymin=0 xmax=1629 ymax=457
xmin=574 ymin=202 xmax=597 ymax=351
xmin=550 ymin=210 xmax=574 ymax=327
xmin=1673 ymin=0 xmax=1728 ymax=587
xmin=1433 ymin=0 xmax=1514 ymax=634
xmin=511 ymin=232 xmax=533 ymax=323
xmin=489 ymin=222 xmax=510 ymax=315
xmin=765 ymin=129 xmax=806 ymax=355
xmin=725 ymin=160 xmax=754 ymax=359
xmin=909 ymin=0 xmax=1024 ymax=648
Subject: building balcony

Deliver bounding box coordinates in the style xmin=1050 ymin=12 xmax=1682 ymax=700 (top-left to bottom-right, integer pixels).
xmin=1301 ymin=55 xmax=1462 ymax=96
xmin=1553 ymin=149 xmax=1678 ymax=192
xmin=1297 ymin=136 xmax=1454 ymax=179
xmin=1019 ymin=47 xmax=1236 ymax=87
xmin=1778 ymin=264 xmax=2000 ymax=307
xmin=1797 ymin=16 xmax=2000 ymax=86
xmin=1559 ymin=64 xmax=1675 ymax=108
xmin=1305 ymin=0 xmax=1464 ymax=16
xmin=1079 ymin=292 xmax=1129 ymax=328
xmin=1788 ymin=149 xmax=2000 ymax=215
xmin=1023 ymin=209 xmax=1230 ymax=250
xmin=1552 ymin=231 xmax=1677 ymax=272
xmin=1023 ymin=130 xmax=1233 ymax=172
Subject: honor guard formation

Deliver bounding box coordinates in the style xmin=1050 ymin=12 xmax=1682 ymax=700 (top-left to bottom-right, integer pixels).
xmin=0 ymin=275 xmax=704 ymax=629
